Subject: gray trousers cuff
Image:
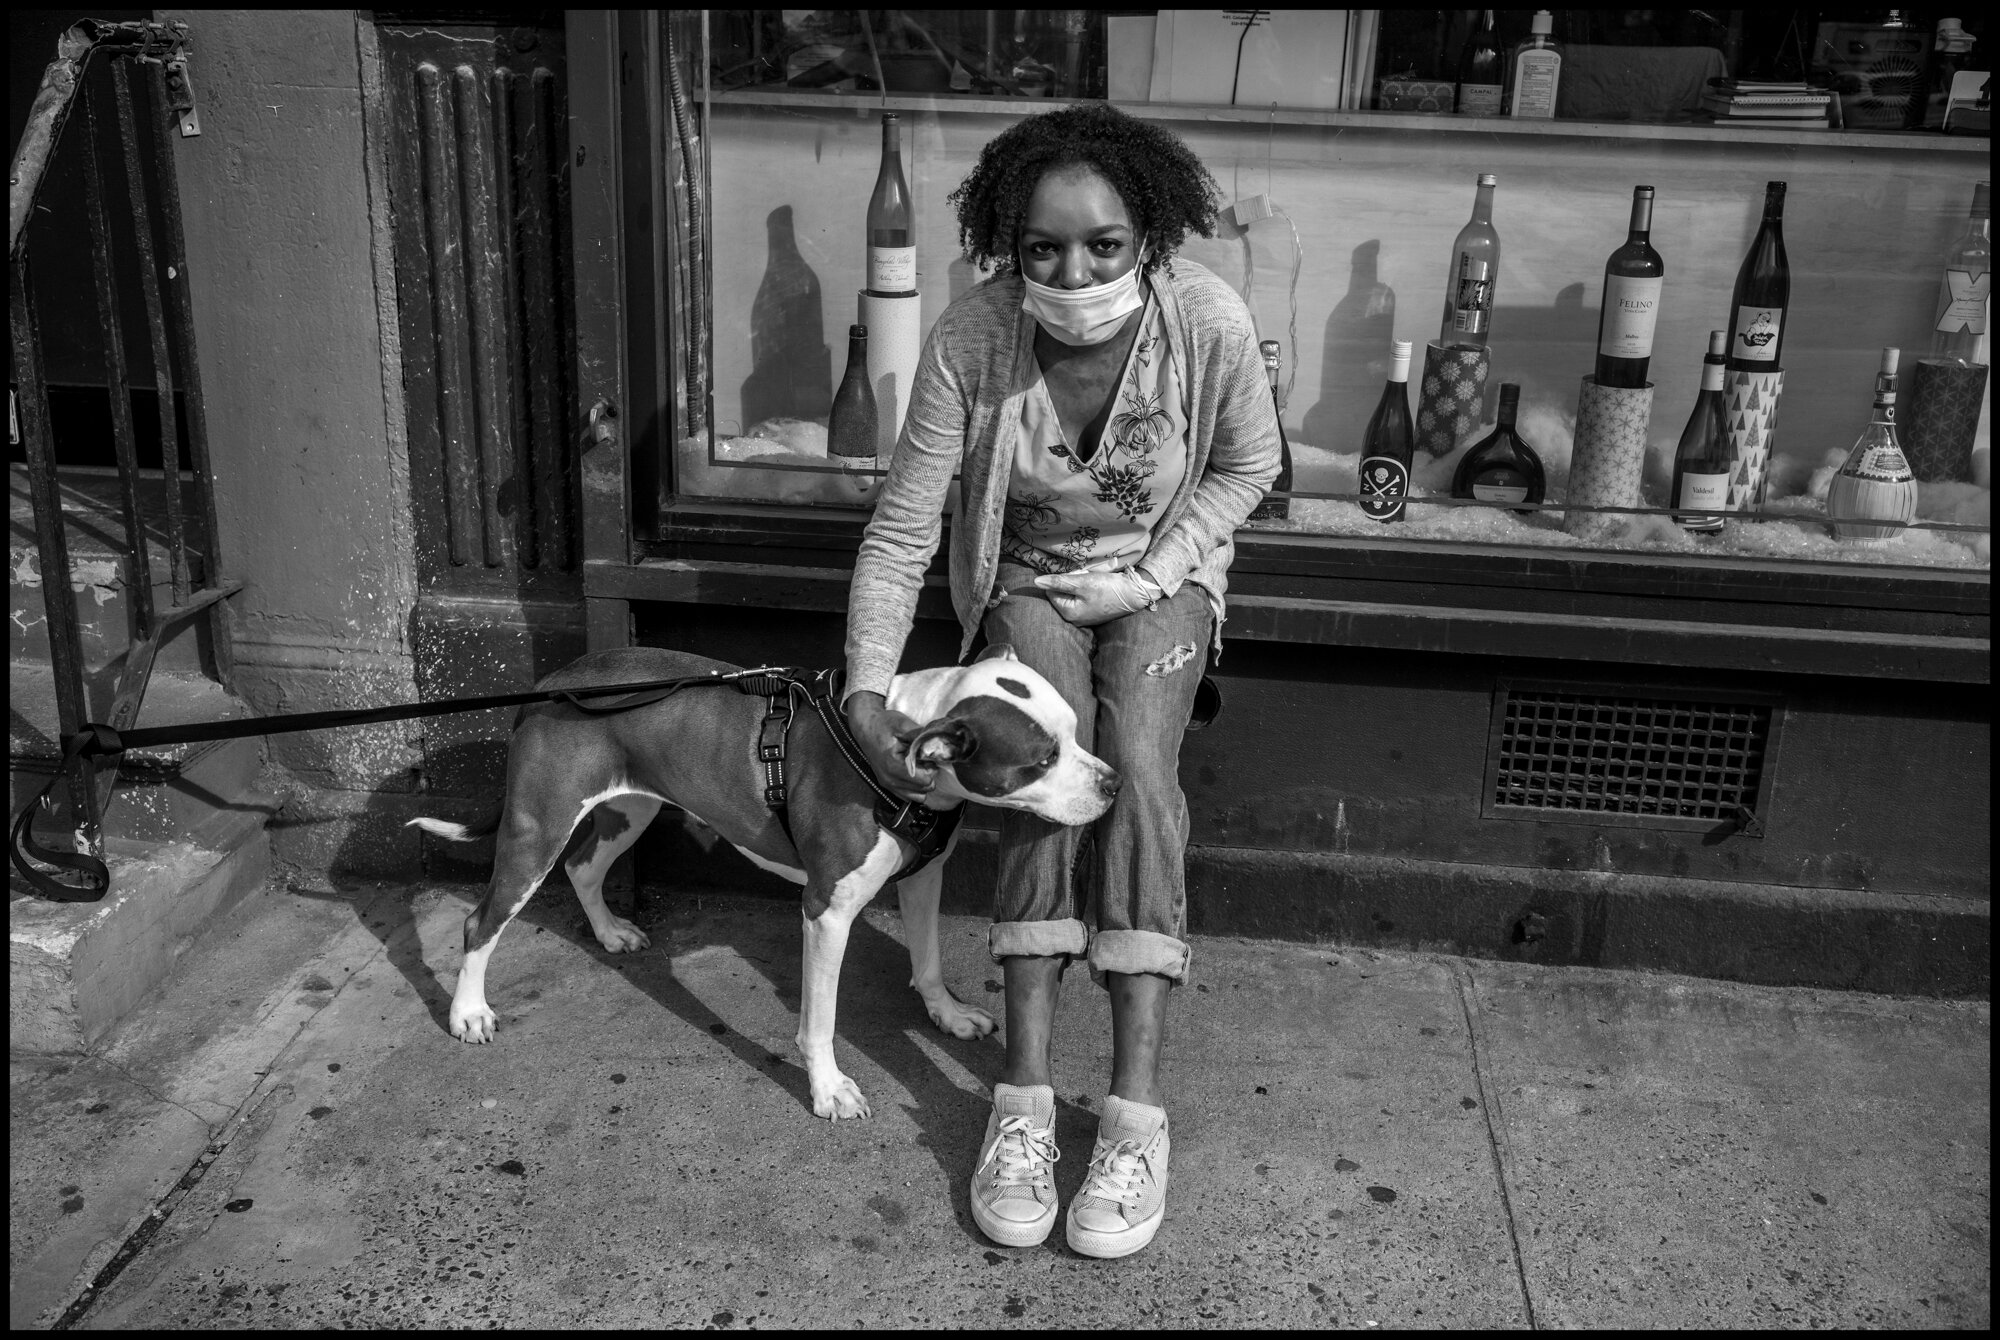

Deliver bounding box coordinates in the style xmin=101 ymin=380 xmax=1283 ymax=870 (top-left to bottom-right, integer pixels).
xmin=1087 ymin=928 xmax=1191 ymax=989
xmin=989 ymin=917 xmax=1090 ymax=963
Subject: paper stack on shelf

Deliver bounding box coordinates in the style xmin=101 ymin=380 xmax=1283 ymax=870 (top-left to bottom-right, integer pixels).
xmin=1699 ymin=78 xmax=1834 ymax=127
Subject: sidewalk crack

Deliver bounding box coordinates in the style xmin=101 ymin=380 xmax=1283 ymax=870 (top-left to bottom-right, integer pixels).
xmin=1450 ymin=959 xmax=1539 ymax=1331
xmin=86 ymin=1058 xmax=225 ymax=1133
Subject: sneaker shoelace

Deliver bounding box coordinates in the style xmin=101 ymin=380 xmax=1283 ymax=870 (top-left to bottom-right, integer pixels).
xmin=983 ymin=1114 xmax=1059 ymax=1190
xmin=1080 ymin=1137 xmax=1151 ymax=1208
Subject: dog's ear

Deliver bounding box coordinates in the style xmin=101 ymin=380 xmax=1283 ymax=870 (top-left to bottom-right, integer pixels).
xmin=906 ymin=720 xmax=976 ymax=772
xmin=975 ymin=643 xmax=1019 ymax=664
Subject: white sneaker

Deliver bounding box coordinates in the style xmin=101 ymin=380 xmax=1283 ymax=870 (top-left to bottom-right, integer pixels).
xmin=1065 ymin=1094 xmax=1169 ymax=1259
xmin=970 ymin=1083 xmax=1061 ymax=1247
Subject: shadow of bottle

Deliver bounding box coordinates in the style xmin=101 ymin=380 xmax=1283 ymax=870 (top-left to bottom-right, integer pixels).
xmin=741 ymin=204 xmax=832 ymax=430
xmin=1302 ymin=240 xmax=1396 ymax=453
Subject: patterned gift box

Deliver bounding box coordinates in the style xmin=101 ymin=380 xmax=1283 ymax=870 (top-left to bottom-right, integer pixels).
xmin=1377 ymin=78 xmax=1456 ymax=113
xmin=1723 ymin=368 xmax=1784 ymax=510
xmin=1902 ymin=358 xmax=1989 ymax=483
xmin=1563 ymin=377 xmax=1654 ymax=540
xmin=1416 ymin=341 xmax=1491 ymax=458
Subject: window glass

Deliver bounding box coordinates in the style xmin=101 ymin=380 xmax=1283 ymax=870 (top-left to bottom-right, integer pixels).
xmin=679 ymin=11 xmax=1991 ymax=571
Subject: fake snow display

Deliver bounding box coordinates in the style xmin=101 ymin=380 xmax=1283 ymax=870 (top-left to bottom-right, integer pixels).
xmin=680 ymin=392 xmax=1990 ymax=569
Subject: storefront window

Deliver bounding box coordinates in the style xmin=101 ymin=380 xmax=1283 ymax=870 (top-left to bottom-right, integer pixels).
xmin=675 ymin=10 xmax=1991 ymax=572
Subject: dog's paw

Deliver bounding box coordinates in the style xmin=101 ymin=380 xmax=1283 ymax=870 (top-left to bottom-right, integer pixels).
xmin=809 ymin=1071 xmax=872 ymax=1121
xmin=450 ymin=1000 xmax=498 ymax=1044
xmin=591 ymin=914 xmax=651 ymax=953
xmin=921 ymin=987 xmax=997 ymax=1040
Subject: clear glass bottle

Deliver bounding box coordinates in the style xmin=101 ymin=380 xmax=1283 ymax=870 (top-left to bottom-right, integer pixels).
xmin=1249 ymin=340 xmax=1293 ymax=521
xmin=1828 ymin=348 xmax=1919 ymax=541
xmin=1926 ymin=179 xmax=1991 ymax=367
xmin=1670 ymin=331 xmax=1736 ymax=532
xmin=1452 ymin=383 xmax=1545 ymax=510
xmin=1360 ymin=340 xmax=1416 ymax=523
xmin=1439 ymin=174 xmax=1501 ymax=351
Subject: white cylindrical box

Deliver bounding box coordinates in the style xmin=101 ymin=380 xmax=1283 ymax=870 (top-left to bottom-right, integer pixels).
xmin=858 ymin=290 xmax=923 ymax=464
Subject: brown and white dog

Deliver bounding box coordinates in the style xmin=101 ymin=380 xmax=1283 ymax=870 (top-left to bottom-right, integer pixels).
xmin=409 ymin=645 xmax=1119 ymax=1119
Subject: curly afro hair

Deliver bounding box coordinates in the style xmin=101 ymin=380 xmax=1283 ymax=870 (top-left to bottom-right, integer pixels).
xmin=947 ymin=103 xmax=1222 ymax=276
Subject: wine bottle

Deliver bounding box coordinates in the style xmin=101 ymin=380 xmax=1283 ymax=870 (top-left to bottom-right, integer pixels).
xmin=1451 ymin=383 xmax=1545 ymax=511
xmin=1725 ymin=181 xmax=1790 ymax=372
xmin=1595 ymin=186 xmax=1665 ymax=388
xmin=1927 ymin=179 xmax=1990 ymax=367
xmin=1359 ymin=339 xmax=1416 ymax=523
xmin=867 ymin=114 xmax=914 ymax=297
xmin=828 ymin=324 xmax=878 ymax=490
xmin=1670 ymin=331 xmax=1736 ymax=532
xmin=1828 ymin=348 xmax=1919 ymax=541
xmin=1248 ymin=339 xmax=1293 ymax=521
xmin=1438 ymin=174 xmax=1501 ymax=351
xmin=1456 ymin=10 xmax=1503 ymax=117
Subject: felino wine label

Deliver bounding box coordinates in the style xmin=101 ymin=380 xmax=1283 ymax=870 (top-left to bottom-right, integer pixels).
xmin=1359 ymin=457 xmax=1410 ymax=520
xmin=1600 ymin=275 xmax=1663 ymax=359
xmin=1731 ymin=305 xmax=1783 ymax=363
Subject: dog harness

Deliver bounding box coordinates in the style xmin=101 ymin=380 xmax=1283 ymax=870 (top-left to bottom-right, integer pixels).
xmin=747 ymin=667 xmax=963 ymax=884
xmin=561 ymin=666 xmax=961 ymax=883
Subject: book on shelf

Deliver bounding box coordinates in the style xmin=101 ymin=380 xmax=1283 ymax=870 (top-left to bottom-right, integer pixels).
xmin=1700 ymin=97 xmax=1831 ymax=120
xmin=1699 ymin=77 xmax=1832 ymax=126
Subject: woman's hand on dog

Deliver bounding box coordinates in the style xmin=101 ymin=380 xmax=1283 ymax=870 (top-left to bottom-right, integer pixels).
xmin=845 ymin=692 xmax=932 ymax=801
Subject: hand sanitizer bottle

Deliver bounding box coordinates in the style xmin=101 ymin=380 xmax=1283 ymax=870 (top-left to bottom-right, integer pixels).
xmin=1507 ymin=11 xmax=1562 ymax=119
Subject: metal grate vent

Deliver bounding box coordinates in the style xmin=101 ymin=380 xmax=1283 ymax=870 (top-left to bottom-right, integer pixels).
xmin=1486 ymin=684 xmax=1776 ymax=827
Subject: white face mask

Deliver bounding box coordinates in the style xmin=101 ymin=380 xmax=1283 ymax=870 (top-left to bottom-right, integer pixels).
xmin=1020 ymin=255 xmax=1148 ymax=346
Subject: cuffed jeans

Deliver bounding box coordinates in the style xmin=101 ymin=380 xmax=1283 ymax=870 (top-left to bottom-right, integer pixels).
xmin=982 ymin=563 xmax=1213 ymax=988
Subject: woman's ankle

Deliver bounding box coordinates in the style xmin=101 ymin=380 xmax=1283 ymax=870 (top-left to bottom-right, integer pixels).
xmin=1106 ymin=1079 xmax=1164 ymax=1110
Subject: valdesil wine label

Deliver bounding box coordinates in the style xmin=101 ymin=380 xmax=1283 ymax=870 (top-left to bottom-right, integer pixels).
xmin=1731 ymin=306 xmax=1783 ymax=362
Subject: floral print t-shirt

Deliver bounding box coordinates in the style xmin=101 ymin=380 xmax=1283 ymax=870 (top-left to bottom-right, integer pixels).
xmin=1001 ymin=293 xmax=1188 ymax=576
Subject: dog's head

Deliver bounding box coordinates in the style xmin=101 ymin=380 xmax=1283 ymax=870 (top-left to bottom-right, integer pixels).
xmin=899 ymin=645 xmax=1119 ymax=826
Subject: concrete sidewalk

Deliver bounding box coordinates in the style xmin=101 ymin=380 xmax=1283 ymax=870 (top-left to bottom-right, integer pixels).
xmin=10 ymin=878 xmax=1990 ymax=1329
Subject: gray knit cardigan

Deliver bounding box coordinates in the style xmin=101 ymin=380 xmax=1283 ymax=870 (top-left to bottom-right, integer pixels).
xmin=843 ymin=258 xmax=1282 ymax=701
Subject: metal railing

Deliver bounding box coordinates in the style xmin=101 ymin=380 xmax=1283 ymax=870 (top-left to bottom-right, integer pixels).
xmin=10 ymin=18 xmax=236 ymax=880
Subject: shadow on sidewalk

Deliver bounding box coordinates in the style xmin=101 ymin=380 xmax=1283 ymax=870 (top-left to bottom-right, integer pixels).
xmin=309 ymin=845 xmax=1082 ymax=1250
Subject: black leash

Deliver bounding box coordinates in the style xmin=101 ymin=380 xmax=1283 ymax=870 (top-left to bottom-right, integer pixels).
xmin=11 ymin=665 xmax=961 ymax=903
xmin=10 ymin=668 xmax=798 ymax=903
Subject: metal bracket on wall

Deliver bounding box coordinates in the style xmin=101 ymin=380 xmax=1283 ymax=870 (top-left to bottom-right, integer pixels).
xmin=158 ymin=50 xmax=201 ymax=137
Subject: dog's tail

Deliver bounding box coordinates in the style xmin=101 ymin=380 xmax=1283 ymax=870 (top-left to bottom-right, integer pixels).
xmin=406 ymin=807 xmax=502 ymax=842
